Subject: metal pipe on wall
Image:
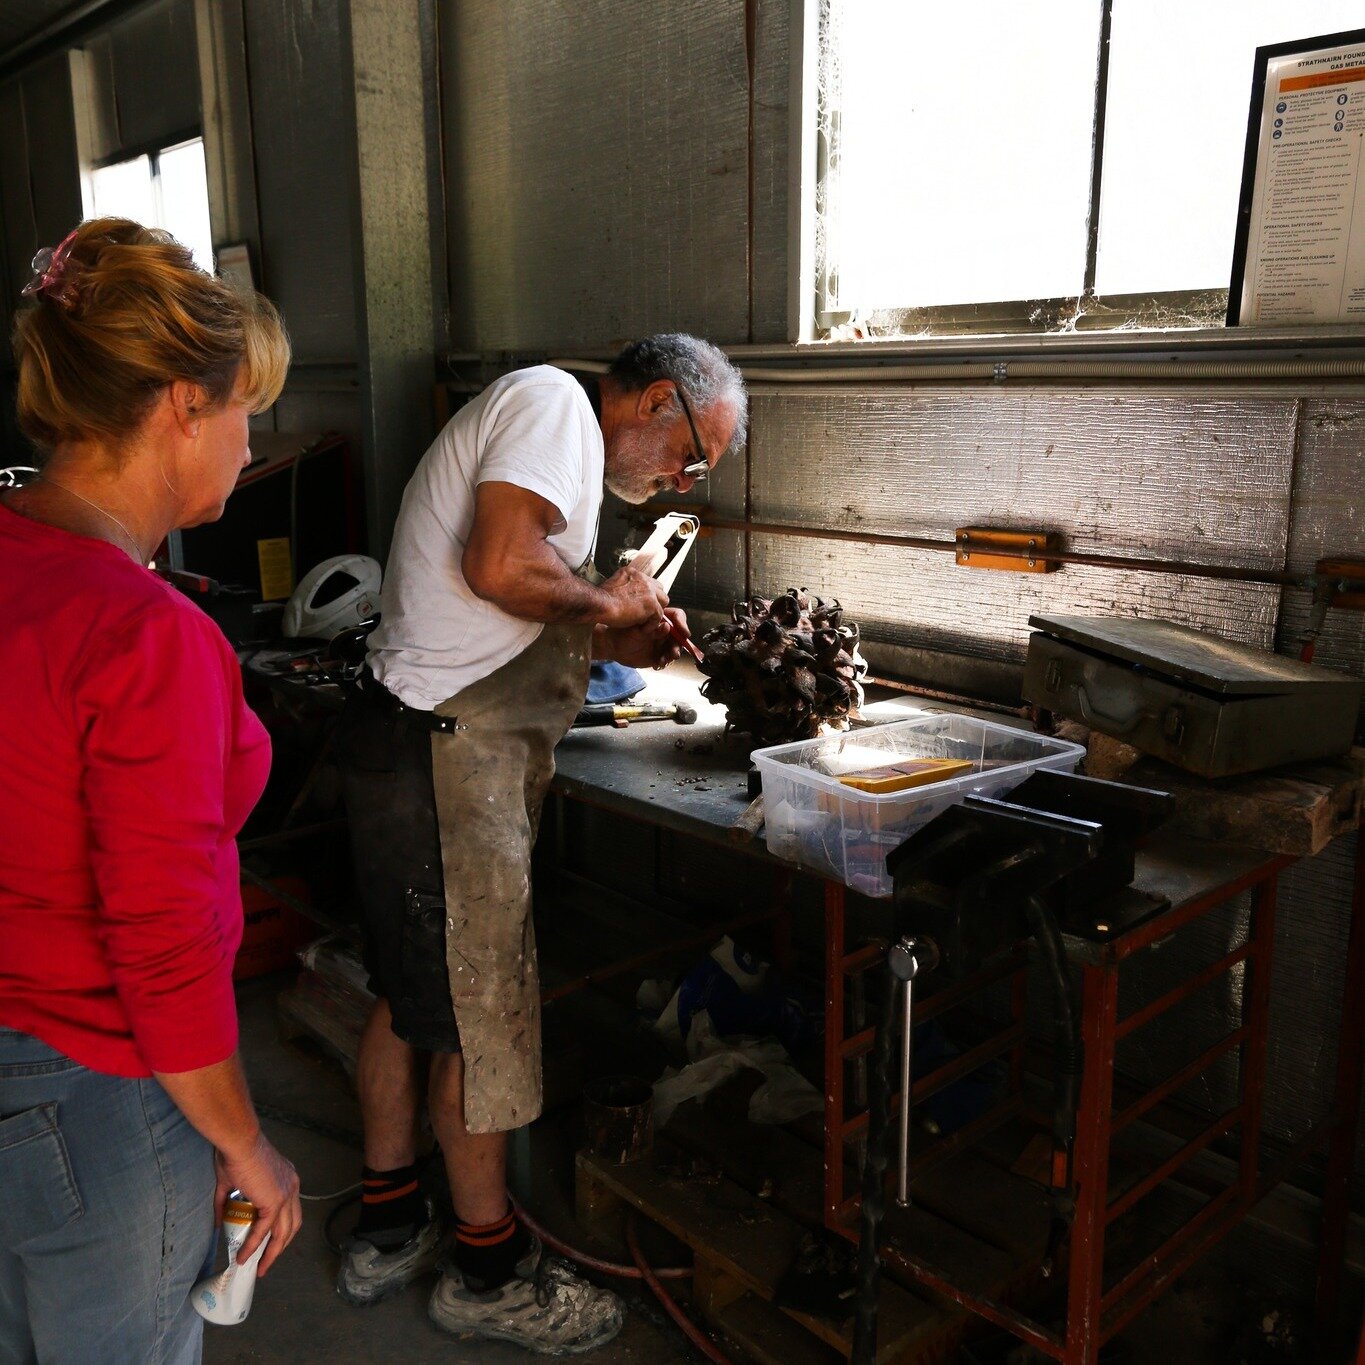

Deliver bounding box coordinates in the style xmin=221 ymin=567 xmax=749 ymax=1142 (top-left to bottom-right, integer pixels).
xmin=698 ymin=516 xmax=1319 ymax=592
xmin=546 ymin=355 xmax=1365 ymax=385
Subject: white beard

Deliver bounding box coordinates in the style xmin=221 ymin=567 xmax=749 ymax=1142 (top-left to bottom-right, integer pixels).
xmin=604 ymin=423 xmax=671 ymax=504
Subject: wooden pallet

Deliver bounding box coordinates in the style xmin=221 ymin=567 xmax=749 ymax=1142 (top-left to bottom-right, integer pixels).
xmin=577 ymin=1147 xmax=946 ymax=1364
xmin=576 ymin=1088 xmax=1063 ymax=1364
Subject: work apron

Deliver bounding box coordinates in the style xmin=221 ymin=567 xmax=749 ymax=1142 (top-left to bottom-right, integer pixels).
xmin=429 ymin=619 xmax=593 ymax=1133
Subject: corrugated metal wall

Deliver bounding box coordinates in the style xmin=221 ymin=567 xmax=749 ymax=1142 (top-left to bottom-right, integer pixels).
xmin=437 ymin=0 xmax=1365 ymax=1186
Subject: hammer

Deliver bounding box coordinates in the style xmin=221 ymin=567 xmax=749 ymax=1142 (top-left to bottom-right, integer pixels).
xmin=573 ymin=701 xmax=699 ymax=728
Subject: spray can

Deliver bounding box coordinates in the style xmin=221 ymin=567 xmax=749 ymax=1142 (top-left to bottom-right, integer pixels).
xmin=192 ymin=1194 xmax=270 ymax=1325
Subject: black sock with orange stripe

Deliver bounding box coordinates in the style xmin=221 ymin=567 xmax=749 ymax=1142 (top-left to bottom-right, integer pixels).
xmin=355 ymin=1163 xmax=427 ymax=1251
xmin=453 ymin=1205 xmax=531 ymax=1292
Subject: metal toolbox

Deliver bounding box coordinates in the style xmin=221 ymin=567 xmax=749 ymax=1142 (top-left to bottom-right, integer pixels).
xmin=1023 ymin=615 xmax=1364 ymax=778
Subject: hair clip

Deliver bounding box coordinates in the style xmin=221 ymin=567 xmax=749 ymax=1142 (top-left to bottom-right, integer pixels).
xmin=21 ymin=228 xmax=80 ymax=304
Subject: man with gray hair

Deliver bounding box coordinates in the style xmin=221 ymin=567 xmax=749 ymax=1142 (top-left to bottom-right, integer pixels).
xmin=335 ymin=335 xmax=746 ymax=1352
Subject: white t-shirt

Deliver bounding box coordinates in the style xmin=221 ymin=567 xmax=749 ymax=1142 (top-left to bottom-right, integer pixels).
xmin=367 ymin=366 xmax=604 ymax=708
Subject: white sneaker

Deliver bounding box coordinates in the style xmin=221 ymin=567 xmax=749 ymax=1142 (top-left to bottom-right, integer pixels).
xmin=336 ymin=1213 xmax=444 ymax=1305
xmin=427 ymin=1242 xmax=624 ymax=1355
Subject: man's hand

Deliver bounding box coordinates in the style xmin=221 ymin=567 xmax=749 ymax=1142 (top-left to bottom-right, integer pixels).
xmin=214 ymin=1132 xmax=302 ymax=1276
xmin=596 ymin=564 xmax=670 ymax=630
xmin=597 ymin=607 xmax=691 ymax=669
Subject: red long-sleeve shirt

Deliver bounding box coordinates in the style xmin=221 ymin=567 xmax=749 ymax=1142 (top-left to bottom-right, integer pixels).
xmin=0 ymin=501 xmax=270 ymax=1077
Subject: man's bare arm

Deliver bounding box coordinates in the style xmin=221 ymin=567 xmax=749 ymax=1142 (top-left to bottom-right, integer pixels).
xmin=462 ymin=481 xmax=665 ymax=628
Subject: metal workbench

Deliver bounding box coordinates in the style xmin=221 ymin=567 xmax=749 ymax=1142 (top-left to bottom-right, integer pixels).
xmin=549 ymin=663 xmax=1365 ymax=1363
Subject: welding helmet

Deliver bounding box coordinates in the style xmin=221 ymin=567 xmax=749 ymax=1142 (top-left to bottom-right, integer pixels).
xmin=282 ymin=554 xmax=382 ymax=639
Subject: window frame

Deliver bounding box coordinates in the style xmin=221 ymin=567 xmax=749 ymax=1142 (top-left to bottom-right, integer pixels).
xmin=789 ymin=0 xmax=1365 ymax=349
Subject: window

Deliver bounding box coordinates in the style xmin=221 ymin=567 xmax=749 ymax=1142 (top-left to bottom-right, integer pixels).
xmin=86 ymin=137 xmax=213 ymax=273
xmin=813 ymin=0 xmax=1365 ymax=337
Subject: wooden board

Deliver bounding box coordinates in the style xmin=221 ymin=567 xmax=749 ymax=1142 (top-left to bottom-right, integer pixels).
xmin=908 ymin=1150 xmax=1053 ymax=1263
xmin=710 ymin=1292 xmax=846 ymax=1365
xmin=1085 ymin=737 xmax=1365 ymax=856
xmin=577 ymin=1149 xmax=943 ymax=1362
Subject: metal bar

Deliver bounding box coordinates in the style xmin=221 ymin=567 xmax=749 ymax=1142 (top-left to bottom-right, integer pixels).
xmin=1115 ymin=941 xmax=1253 ymax=1040
xmin=0 ymin=0 xmax=148 ymax=79
xmin=238 ymin=865 xmax=345 ymax=934
xmin=897 ymin=969 xmax=914 ymax=1206
xmin=841 ymin=942 xmax=887 ymax=976
xmin=1111 ymin=1028 xmax=1249 ymax=1135
xmin=1315 ymin=832 xmax=1365 ymax=1342
xmin=840 ymin=1023 xmax=1027 ymax=1141
xmin=1109 ymin=861 xmax=1290 ymax=961
xmin=881 ymin=1244 xmax=1066 ymax=1360
xmin=1100 ymin=1183 xmax=1241 ymax=1328
xmin=1104 ymin=1109 xmax=1241 ymax=1226
xmin=1238 ymin=880 xmax=1277 ymax=1205
xmin=840 ymin=1027 xmax=877 ymax=1062
xmin=700 ymin=517 xmax=1318 ymax=591
xmin=823 ymin=880 xmax=848 ymax=1229
xmin=1081 ymin=0 xmax=1114 ymax=297
xmin=540 ymin=905 xmax=779 ymax=1004
xmin=1064 ymin=963 xmax=1120 ymax=1365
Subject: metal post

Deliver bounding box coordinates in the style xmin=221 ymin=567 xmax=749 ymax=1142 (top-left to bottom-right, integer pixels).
xmin=898 ymin=968 xmax=914 ymax=1206
xmin=1064 ymin=963 xmax=1119 ymax=1365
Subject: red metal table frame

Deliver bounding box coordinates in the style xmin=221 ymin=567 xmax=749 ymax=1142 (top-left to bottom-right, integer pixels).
xmin=820 ymin=833 xmax=1365 ymax=1364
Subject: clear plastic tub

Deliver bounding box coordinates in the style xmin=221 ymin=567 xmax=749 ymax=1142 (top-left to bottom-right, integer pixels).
xmin=752 ymin=712 xmax=1085 ymax=898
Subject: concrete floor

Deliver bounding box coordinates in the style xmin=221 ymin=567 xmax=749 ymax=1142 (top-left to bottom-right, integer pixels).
xmin=208 ymin=975 xmax=1325 ymax=1365
xmin=205 ymin=976 xmax=693 ymax=1365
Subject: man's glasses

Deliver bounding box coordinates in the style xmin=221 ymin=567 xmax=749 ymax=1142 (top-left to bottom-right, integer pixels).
xmin=674 ymin=383 xmax=710 ymax=482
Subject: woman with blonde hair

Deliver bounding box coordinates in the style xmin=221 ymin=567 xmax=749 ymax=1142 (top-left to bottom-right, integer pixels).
xmin=0 ymin=218 xmax=302 ymax=1363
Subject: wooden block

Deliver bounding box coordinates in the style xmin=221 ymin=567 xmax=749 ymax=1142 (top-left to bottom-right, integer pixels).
xmin=693 ymin=1255 xmax=747 ymax=1317
xmin=574 ymin=1157 xmax=626 ymax=1239
xmin=709 ymin=1292 xmax=845 ymax=1365
xmin=1084 ymin=732 xmax=1142 ymax=782
xmin=1123 ymin=745 xmax=1365 ymax=855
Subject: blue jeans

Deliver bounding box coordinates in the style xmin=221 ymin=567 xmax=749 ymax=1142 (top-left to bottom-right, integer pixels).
xmin=0 ymin=1029 xmax=215 ymax=1364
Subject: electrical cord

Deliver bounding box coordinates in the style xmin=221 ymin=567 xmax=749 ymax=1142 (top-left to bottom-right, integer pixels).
xmin=627 ymin=1215 xmax=732 ymax=1365
xmin=254 ymin=1104 xmax=696 ymax=1284
xmin=301 ymin=1182 xmax=361 ymax=1203
xmin=510 ymin=1196 xmax=691 ymax=1281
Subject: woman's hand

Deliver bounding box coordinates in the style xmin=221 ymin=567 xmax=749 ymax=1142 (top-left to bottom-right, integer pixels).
xmin=214 ymin=1132 xmax=302 ymax=1275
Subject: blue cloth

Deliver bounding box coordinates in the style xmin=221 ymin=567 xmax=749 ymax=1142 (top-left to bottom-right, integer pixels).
xmin=0 ymin=1028 xmax=215 ymax=1364
xmin=585 ymin=661 xmax=645 ymax=705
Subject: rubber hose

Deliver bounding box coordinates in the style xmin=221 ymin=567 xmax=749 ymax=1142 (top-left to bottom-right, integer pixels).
xmin=851 ymin=954 xmax=900 ymax=1365
xmin=511 ymin=1196 xmax=691 ymax=1280
xmin=1024 ymin=895 xmax=1081 ymax=1160
xmin=627 ymin=1215 xmax=733 ymax=1365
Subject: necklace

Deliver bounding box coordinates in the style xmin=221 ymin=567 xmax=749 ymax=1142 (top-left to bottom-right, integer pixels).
xmin=37 ymin=474 xmax=149 ymax=564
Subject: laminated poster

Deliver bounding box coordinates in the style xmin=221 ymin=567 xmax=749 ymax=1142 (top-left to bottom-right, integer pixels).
xmin=1229 ymin=28 xmax=1365 ymax=325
